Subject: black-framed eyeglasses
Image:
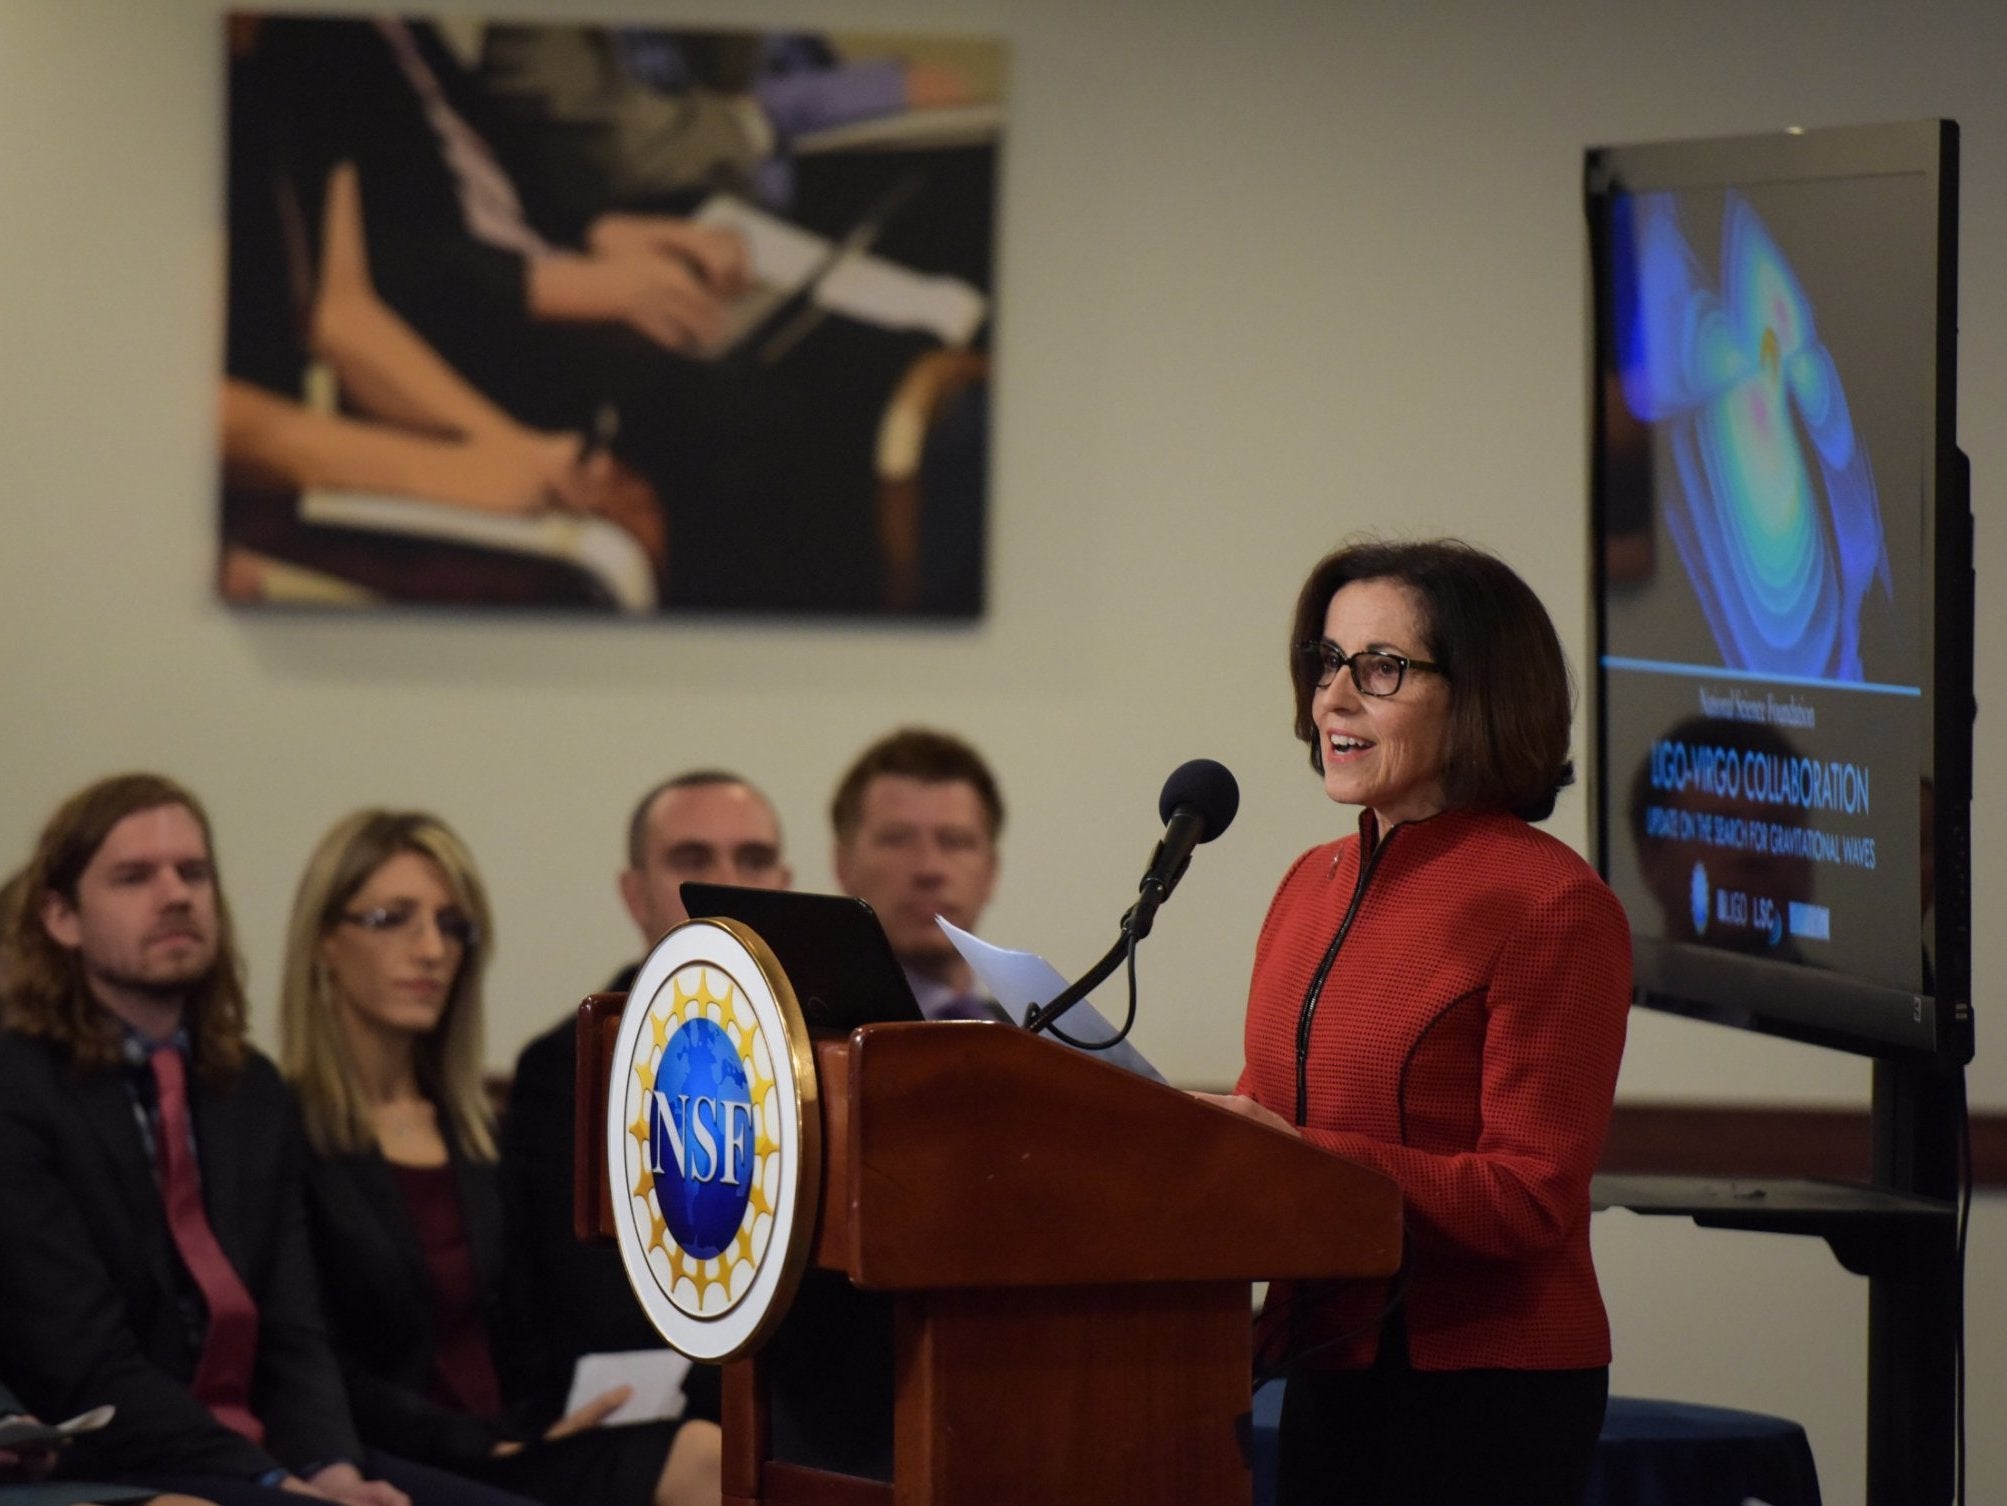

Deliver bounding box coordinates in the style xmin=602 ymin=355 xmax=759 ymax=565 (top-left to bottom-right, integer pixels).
xmin=1294 ymin=639 xmax=1443 ymax=698
xmin=339 ymin=902 xmax=480 ymax=949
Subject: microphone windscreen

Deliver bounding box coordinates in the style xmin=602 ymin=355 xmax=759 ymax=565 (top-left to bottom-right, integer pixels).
xmin=1157 ymin=759 xmax=1240 ymax=840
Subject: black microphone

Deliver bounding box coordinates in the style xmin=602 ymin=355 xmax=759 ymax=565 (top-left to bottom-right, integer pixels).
xmin=1024 ymin=759 xmax=1239 ymax=1037
xmin=1128 ymin=759 xmax=1241 ymax=941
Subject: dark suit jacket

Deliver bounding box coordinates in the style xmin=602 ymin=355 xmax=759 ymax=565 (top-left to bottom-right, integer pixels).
xmin=301 ymin=1138 xmax=539 ymax=1470
xmin=0 ymin=1381 xmax=161 ymax=1504
xmin=500 ymin=991 xmax=658 ymax=1398
xmin=0 ymin=1031 xmax=361 ymax=1482
xmin=500 ymin=989 xmax=720 ymax=1425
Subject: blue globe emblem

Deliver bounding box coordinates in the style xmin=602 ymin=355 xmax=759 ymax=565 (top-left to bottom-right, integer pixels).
xmin=1689 ymin=862 xmax=1710 ymax=937
xmin=650 ymin=1017 xmax=757 ymax=1260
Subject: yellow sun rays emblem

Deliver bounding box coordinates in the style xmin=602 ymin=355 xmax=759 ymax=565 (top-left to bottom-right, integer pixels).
xmin=624 ymin=964 xmax=782 ymax=1319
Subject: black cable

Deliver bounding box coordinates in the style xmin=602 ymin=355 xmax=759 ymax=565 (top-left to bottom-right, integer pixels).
xmin=1023 ymin=928 xmax=1130 ymax=1036
xmin=1045 ymin=921 xmax=1141 ymax=1052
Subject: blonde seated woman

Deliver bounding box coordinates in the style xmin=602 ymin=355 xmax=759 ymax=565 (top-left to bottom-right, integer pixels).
xmin=279 ymin=813 xmax=719 ymax=1506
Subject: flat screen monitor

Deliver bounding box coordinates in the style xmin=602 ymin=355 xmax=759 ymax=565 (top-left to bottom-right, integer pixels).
xmin=1585 ymin=120 xmax=1972 ymax=1064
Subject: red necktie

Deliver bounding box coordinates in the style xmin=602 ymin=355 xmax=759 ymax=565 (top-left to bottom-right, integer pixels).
xmin=150 ymin=1045 xmax=265 ymax=1444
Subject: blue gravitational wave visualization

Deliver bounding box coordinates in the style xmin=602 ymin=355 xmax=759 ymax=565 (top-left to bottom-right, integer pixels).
xmin=1613 ymin=190 xmax=1891 ymax=680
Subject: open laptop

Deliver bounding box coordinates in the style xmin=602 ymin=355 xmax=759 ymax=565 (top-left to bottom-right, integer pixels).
xmin=678 ymin=884 xmax=929 ymax=1031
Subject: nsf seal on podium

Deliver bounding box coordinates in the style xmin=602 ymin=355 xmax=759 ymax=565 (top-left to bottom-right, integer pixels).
xmin=606 ymin=918 xmax=820 ymax=1361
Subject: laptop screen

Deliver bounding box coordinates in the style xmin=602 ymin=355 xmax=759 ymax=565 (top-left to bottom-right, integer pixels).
xmin=677 ymin=884 xmax=926 ymax=1031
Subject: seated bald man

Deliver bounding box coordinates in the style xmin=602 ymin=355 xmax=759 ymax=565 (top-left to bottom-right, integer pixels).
xmin=499 ymin=772 xmax=791 ymax=1422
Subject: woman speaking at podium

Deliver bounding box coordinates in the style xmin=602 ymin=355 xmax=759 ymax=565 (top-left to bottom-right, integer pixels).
xmin=1203 ymin=540 xmax=1631 ymax=1506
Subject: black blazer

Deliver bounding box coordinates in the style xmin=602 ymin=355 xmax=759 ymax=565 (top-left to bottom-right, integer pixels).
xmin=500 ymin=993 xmax=722 ymax=1428
xmin=0 ymin=1031 xmax=361 ymax=1482
xmin=301 ymin=1131 xmax=540 ymax=1469
xmin=501 ymin=1000 xmax=657 ymax=1395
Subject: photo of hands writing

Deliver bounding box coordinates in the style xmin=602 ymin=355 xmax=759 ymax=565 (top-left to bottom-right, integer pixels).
xmin=220 ymin=15 xmax=1002 ymax=616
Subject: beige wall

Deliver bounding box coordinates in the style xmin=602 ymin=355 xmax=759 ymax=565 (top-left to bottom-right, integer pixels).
xmin=2 ymin=2 xmax=2001 ymax=1500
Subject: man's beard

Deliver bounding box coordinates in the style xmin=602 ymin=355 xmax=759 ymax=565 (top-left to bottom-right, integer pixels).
xmin=92 ymin=948 xmax=218 ymax=1001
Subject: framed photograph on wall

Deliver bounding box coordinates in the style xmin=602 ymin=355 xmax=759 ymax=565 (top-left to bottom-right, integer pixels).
xmin=219 ymin=14 xmax=1003 ymax=616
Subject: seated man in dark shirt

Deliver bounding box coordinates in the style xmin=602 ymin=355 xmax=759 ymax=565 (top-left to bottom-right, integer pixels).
xmin=830 ymin=728 xmax=1003 ymax=1018
xmin=500 ymin=771 xmax=790 ymax=1420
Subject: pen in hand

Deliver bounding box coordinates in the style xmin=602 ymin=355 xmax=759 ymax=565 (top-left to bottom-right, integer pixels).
xmin=581 ymin=401 xmax=621 ymax=467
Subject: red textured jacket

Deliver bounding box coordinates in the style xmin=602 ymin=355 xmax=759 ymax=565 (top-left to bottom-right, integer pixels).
xmin=1237 ymin=806 xmax=1631 ymax=1372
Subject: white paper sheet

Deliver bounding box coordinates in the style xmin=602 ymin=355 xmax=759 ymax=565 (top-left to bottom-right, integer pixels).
xmin=694 ymin=194 xmax=987 ymax=348
xmin=0 ymin=1404 xmax=113 ymax=1449
xmin=563 ymin=1349 xmax=694 ymax=1425
xmin=937 ymin=919 xmax=1165 ymax=1082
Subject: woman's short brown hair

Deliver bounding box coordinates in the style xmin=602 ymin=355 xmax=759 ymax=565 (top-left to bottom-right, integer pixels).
xmin=1289 ymin=539 xmax=1575 ymax=822
xmin=830 ymin=728 xmax=1005 ymax=844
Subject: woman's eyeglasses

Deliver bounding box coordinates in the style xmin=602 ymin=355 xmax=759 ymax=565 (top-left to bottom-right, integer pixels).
xmin=1295 ymin=639 xmax=1442 ymax=698
xmin=339 ymin=901 xmax=480 ymax=949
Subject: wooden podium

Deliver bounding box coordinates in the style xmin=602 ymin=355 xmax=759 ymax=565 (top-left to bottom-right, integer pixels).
xmin=577 ymin=1003 xmax=1401 ymax=1506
